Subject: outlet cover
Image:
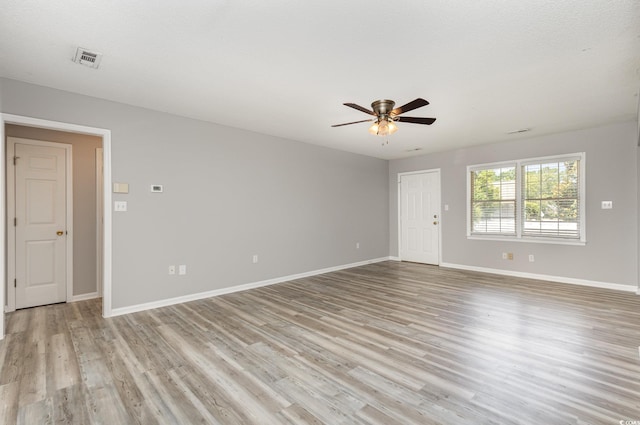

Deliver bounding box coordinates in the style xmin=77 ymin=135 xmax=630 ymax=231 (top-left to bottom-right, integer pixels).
xmin=601 ymin=201 xmax=613 ymax=209
xmin=168 ymin=265 xmax=176 ymax=275
xmin=178 ymin=265 xmax=187 ymax=275
xmin=252 ymin=255 xmax=258 ymax=264
xmin=114 ymin=201 xmax=127 ymax=212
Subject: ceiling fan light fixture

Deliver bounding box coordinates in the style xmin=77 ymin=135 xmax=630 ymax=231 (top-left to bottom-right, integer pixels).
xmin=369 ymin=119 xmax=398 ymax=136
xmin=333 ymin=98 xmax=434 ymax=138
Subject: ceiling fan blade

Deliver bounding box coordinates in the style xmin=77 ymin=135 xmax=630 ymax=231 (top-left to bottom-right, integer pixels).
xmin=391 ymin=98 xmax=429 ymax=116
xmin=344 ymin=103 xmax=376 ymax=116
xmin=396 ymin=116 xmax=436 ymax=125
xmin=331 ymin=119 xmax=375 ymax=127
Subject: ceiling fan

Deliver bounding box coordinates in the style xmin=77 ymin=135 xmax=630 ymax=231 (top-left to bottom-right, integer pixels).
xmin=332 ymin=98 xmax=436 ymax=137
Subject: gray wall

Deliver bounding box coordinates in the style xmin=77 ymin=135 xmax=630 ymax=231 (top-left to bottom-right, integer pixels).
xmin=5 ymin=125 xmax=102 ymax=296
xmin=1 ymin=78 xmax=389 ymax=309
xmin=390 ymin=122 xmax=638 ymax=287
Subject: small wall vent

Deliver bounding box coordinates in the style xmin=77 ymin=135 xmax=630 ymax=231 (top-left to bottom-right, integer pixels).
xmin=73 ymin=47 xmax=102 ymax=69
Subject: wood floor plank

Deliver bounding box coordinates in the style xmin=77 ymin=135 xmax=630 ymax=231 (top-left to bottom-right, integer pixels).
xmin=51 ymin=384 xmax=91 ymax=424
xmin=0 ymin=382 xmax=20 ymax=424
xmin=47 ymin=332 xmax=81 ymax=391
xmin=1 ymin=261 xmax=639 ymax=424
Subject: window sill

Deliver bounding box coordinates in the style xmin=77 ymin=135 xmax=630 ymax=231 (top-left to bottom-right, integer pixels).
xmin=467 ymin=235 xmax=586 ymax=246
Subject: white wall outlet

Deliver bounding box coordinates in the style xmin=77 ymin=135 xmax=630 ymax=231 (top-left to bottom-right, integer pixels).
xmin=502 ymin=252 xmax=508 ymax=260
xmin=529 ymin=254 xmax=535 ymax=262
xmin=168 ymin=265 xmax=176 ymax=275
xmin=114 ymin=201 xmax=127 ymax=212
xmin=601 ymin=201 xmax=613 ymax=209
xmin=356 ymin=242 xmax=360 ymax=249
xmin=444 ymin=204 xmax=449 ymax=211
xmin=252 ymin=255 xmax=258 ymax=264
xmin=178 ymin=265 xmax=187 ymax=275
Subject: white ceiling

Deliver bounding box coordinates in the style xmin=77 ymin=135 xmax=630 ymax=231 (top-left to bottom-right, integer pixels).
xmin=1 ymin=0 xmax=639 ymax=160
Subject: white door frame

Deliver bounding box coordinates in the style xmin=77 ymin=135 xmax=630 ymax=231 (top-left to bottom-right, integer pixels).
xmin=96 ymin=148 xmax=104 ymax=298
xmin=0 ymin=114 xmax=113 ymax=340
xmin=397 ymin=168 xmax=442 ymax=265
xmin=7 ymin=138 xmax=73 ymax=310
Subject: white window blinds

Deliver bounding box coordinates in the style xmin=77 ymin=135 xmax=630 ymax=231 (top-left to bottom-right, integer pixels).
xmin=522 ymin=156 xmax=581 ymax=239
xmin=470 ymin=166 xmax=516 ymax=235
xmin=467 ymin=153 xmax=585 ymax=243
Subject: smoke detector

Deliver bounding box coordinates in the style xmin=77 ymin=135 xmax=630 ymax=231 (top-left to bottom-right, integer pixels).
xmin=73 ymin=47 xmax=102 ymax=69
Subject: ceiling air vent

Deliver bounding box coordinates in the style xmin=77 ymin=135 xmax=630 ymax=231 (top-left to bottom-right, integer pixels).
xmin=506 ymin=128 xmax=531 ymax=135
xmin=73 ymin=47 xmax=102 ymax=69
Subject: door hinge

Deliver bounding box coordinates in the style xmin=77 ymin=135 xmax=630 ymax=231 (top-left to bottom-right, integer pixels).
xmin=14 ymin=278 xmax=16 ymax=288
xmin=13 ymin=156 xmax=19 ymax=165
xmin=14 ymin=217 xmax=17 ymax=226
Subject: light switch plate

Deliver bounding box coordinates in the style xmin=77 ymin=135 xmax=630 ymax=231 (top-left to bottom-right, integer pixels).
xmin=113 ymin=183 xmax=129 ymax=194
xmin=601 ymin=201 xmax=613 ymax=209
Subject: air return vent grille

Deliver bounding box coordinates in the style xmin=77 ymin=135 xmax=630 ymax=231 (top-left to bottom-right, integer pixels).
xmin=73 ymin=47 xmax=102 ymax=69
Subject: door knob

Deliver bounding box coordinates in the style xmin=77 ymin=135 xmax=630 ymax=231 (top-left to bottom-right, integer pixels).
xmin=433 ymin=221 xmax=438 ymax=225
xmin=56 ymin=231 xmax=64 ymax=236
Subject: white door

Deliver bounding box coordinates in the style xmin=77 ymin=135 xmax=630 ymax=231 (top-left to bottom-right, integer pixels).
xmin=399 ymin=171 xmax=440 ymax=265
xmin=14 ymin=142 xmax=69 ymax=308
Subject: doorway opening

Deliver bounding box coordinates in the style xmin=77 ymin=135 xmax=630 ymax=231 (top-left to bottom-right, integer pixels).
xmin=0 ymin=114 xmax=112 ymax=340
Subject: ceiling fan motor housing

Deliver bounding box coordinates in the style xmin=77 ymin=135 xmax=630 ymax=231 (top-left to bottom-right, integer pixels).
xmin=371 ymin=100 xmax=396 ymax=117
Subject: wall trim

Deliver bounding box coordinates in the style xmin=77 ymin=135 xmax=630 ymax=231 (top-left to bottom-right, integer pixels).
xmin=388 ymin=256 xmax=401 ymax=261
xmin=110 ymin=257 xmax=392 ymax=317
xmin=440 ymin=262 xmax=637 ymax=293
xmin=71 ymin=292 xmax=100 ymax=302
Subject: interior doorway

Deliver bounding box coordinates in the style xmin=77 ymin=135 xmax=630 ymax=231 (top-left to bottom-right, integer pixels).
xmin=0 ymin=114 xmax=112 ymax=340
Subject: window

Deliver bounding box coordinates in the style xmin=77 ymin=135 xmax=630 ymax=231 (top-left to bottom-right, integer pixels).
xmin=470 ymin=166 xmax=516 ymax=235
xmin=468 ymin=153 xmax=585 ymax=243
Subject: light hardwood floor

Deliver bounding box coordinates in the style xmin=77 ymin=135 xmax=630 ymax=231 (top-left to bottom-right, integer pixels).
xmin=1 ymin=261 xmax=639 ymax=424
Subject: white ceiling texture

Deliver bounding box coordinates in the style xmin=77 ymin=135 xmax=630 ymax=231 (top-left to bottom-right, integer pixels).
xmin=1 ymin=0 xmax=639 ymax=159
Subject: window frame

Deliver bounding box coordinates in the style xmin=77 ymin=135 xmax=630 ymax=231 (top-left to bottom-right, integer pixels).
xmin=466 ymin=153 xmax=586 ymax=245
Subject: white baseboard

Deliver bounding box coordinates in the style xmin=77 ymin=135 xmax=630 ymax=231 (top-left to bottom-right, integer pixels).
xmin=2 ymin=291 xmax=101 ymax=313
xmin=71 ymin=292 xmax=100 ymax=302
xmin=109 ymin=257 xmax=393 ymax=317
xmin=388 ymin=256 xmax=401 ymax=261
xmin=440 ymin=262 xmax=637 ymax=293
